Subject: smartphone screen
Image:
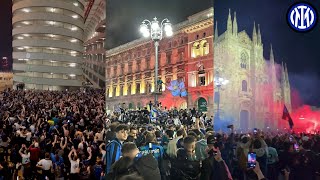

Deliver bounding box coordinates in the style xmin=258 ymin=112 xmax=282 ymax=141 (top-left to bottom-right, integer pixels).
xmin=247 ymin=152 xmax=256 ymax=168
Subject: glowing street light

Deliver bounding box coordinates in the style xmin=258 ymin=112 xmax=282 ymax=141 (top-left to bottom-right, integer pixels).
xmin=214 ymin=76 xmax=229 ymax=129
xmin=139 ymin=17 xmax=173 ymax=104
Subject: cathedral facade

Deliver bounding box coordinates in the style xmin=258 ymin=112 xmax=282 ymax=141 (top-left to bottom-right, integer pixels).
xmin=213 ymin=10 xmax=291 ymax=130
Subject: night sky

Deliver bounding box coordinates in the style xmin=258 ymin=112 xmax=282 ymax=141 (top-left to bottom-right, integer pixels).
xmin=214 ymin=0 xmax=320 ymax=106
xmin=0 ymin=0 xmax=12 ymax=72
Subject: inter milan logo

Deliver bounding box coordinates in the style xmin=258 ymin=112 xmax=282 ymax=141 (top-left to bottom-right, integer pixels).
xmin=287 ymin=2 xmax=318 ymax=32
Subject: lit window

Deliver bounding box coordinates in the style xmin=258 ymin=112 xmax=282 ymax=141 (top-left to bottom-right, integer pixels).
xmin=72 ymin=15 xmax=79 ymax=19
xmin=69 ymin=74 xmax=76 ymax=77
xmin=73 ymin=2 xmax=79 ymax=6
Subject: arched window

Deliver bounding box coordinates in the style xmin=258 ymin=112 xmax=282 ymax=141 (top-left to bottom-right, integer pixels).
xmin=240 ymin=52 xmax=248 ymax=69
xmin=203 ymin=32 xmax=206 ymax=37
xmin=242 ymin=80 xmax=247 ymax=92
xmin=200 ymin=40 xmax=209 ymax=55
xmin=191 ymin=42 xmax=200 ymax=58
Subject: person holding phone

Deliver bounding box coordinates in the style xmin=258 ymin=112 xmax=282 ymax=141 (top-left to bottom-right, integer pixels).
xmin=200 ymin=135 xmax=232 ymax=180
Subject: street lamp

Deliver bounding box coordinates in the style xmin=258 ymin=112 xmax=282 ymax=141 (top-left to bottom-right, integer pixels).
xmin=214 ymin=76 xmax=229 ymax=128
xmin=140 ymin=17 xmax=173 ymax=105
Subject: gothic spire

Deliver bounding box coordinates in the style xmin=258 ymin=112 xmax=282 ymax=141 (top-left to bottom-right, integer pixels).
xmin=281 ymin=61 xmax=286 ymax=83
xmin=285 ymin=63 xmax=289 ymax=83
xmin=252 ymin=21 xmax=257 ymax=44
xmin=270 ymin=44 xmax=274 ymax=64
xmin=233 ymin=11 xmax=238 ymax=36
xmin=215 ymin=21 xmax=218 ymax=40
xmin=227 ymin=9 xmax=232 ymax=34
xmin=257 ymin=24 xmax=261 ymax=44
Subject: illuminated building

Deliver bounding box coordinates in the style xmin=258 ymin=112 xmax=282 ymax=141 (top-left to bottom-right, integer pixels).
xmin=83 ymin=0 xmax=106 ymax=88
xmin=105 ymin=8 xmax=215 ymax=116
xmin=0 ymin=72 xmax=13 ymax=91
xmin=12 ymin=0 xmax=85 ymax=90
xmin=214 ymin=10 xmax=292 ymax=130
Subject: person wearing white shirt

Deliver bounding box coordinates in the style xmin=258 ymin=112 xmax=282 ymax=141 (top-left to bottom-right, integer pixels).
xmin=37 ymin=152 xmax=53 ymax=179
xmin=19 ymin=144 xmax=31 ymax=178
xmin=68 ymin=148 xmax=80 ymax=179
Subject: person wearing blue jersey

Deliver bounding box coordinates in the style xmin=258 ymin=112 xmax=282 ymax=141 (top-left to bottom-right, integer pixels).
xmin=105 ymin=124 xmax=128 ymax=174
xmin=139 ymin=132 xmax=166 ymax=179
xmin=139 ymin=133 xmax=164 ymax=162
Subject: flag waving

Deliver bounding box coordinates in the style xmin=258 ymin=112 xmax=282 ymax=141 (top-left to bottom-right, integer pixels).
xmin=282 ymin=105 xmax=294 ymax=129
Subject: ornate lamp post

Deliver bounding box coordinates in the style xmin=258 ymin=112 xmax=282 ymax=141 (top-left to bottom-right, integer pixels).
xmin=140 ymin=17 xmax=173 ymax=105
xmin=214 ymin=76 xmax=229 ymax=127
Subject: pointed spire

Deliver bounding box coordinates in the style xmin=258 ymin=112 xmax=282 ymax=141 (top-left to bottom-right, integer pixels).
xmin=270 ymin=44 xmax=274 ymax=64
xmin=252 ymin=21 xmax=257 ymax=44
xmin=281 ymin=61 xmax=286 ymax=83
xmin=285 ymin=63 xmax=289 ymax=83
xmin=257 ymin=24 xmax=261 ymax=44
xmin=227 ymin=9 xmax=232 ymax=34
xmin=215 ymin=21 xmax=218 ymax=40
xmin=233 ymin=11 xmax=238 ymax=36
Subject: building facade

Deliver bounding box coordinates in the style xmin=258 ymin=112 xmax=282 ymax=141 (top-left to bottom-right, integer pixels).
xmin=83 ymin=0 xmax=106 ymax=88
xmin=105 ymin=8 xmax=214 ymax=116
xmin=0 ymin=72 xmax=13 ymax=91
xmin=213 ymin=10 xmax=291 ymax=130
xmin=12 ymin=0 xmax=85 ymax=90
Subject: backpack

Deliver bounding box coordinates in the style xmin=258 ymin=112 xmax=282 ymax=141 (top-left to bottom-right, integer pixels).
xmin=105 ymin=140 xmax=121 ymax=173
xmin=93 ymin=165 xmax=103 ymax=180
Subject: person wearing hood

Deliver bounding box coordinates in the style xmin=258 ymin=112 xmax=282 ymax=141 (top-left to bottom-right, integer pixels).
xmin=195 ymin=131 xmax=214 ymax=161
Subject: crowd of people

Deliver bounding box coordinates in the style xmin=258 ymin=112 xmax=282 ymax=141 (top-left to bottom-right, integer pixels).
xmin=0 ymin=88 xmax=319 ymax=180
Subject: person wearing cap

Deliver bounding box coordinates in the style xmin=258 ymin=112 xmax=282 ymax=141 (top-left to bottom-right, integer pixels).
xmin=200 ymin=135 xmax=232 ymax=180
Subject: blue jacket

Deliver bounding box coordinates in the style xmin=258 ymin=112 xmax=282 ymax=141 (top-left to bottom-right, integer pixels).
xmin=105 ymin=138 xmax=122 ymax=173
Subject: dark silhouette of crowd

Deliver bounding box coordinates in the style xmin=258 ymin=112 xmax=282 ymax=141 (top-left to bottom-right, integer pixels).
xmin=0 ymin=89 xmax=319 ymax=180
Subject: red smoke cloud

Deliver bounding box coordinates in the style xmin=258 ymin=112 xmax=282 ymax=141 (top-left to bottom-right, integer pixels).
xmin=290 ymin=102 xmax=320 ymax=133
